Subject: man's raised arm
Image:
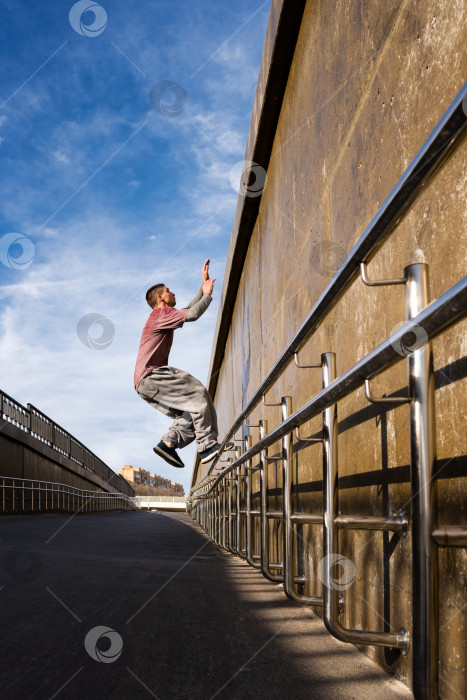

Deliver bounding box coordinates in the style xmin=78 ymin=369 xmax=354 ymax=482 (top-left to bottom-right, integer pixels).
xmin=186 ymin=261 xmax=215 ymax=322
xmin=185 ymin=259 xmax=211 ymax=308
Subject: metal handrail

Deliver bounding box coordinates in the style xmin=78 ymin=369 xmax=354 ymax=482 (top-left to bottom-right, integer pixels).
xmin=192 ymin=274 xmax=466 ymax=493
xmin=0 ymin=475 xmax=137 ymax=513
xmin=198 ymin=81 xmax=467 ymax=480
xmin=189 ymin=273 xmax=466 ymax=696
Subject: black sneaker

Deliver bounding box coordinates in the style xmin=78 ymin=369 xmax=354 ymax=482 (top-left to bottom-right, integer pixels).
xmin=199 ymin=442 xmax=234 ymax=464
xmin=153 ymin=441 xmax=184 ymax=468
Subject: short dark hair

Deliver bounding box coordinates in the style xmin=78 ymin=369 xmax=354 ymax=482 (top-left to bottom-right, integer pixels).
xmin=146 ymin=283 xmax=165 ymax=308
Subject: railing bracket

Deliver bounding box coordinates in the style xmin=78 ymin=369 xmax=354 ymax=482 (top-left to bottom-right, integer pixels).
xmin=360 ymin=262 xmax=406 ymax=287
xmin=294 ymin=353 xmax=322 ymax=369
xmin=295 ymin=427 xmax=324 ymax=443
xmin=364 ymin=379 xmax=411 ymax=405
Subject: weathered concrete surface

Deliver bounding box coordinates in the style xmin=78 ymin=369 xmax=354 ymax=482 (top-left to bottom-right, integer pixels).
xmin=0 ymin=511 xmax=411 ymax=699
xmin=192 ymin=0 xmax=467 ymax=697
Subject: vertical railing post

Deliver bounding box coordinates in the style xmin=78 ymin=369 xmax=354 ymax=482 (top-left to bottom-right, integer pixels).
xmin=282 ymin=396 xmax=294 ymax=595
xmin=405 ymin=264 xmax=437 ymax=700
xmin=228 ymin=470 xmax=234 ymax=552
xmin=322 ymin=352 xmax=339 ymax=631
xmin=209 ymin=493 xmax=215 ymax=540
xmin=235 ymin=446 xmax=245 ymax=557
xmin=282 ymin=396 xmax=323 ymax=606
xmin=245 ymin=434 xmax=259 ymax=568
xmin=260 ymin=420 xmax=282 ymax=581
xmin=209 ymin=488 xmax=212 ymax=537
xmin=221 ymin=477 xmax=227 ymax=549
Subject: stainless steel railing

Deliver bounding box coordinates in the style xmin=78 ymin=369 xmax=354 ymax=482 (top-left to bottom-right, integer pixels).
xmin=0 ymin=390 xmax=133 ymax=497
xmin=188 ymin=83 xmax=467 ymax=700
xmin=0 ymin=476 xmax=136 ymax=514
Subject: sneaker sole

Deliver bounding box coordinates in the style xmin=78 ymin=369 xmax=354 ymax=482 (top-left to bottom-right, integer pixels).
xmin=153 ymin=445 xmax=184 ymax=468
xmin=200 ymin=449 xmax=220 ymax=464
xmin=199 ymin=442 xmax=235 ymax=464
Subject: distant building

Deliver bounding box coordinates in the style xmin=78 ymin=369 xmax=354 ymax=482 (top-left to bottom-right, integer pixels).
xmin=120 ymin=465 xmax=184 ymax=495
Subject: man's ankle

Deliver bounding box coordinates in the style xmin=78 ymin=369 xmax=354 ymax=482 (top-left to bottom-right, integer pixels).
xmin=162 ymin=439 xmax=175 ymax=449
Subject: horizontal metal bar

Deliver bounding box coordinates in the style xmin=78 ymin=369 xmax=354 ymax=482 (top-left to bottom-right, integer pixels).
xmin=290 ymin=513 xmax=323 ymax=524
xmin=278 ymin=511 xmax=408 ymax=531
xmin=266 ymin=511 xmax=283 ymax=518
xmin=195 ymin=276 xmax=467 ymax=496
xmin=432 ymin=526 xmax=467 ymax=546
xmin=335 ymin=514 xmax=408 ymax=533
xmin=0 ymin=475 xmax=130 ymax=499
xmin=201 ymin=83 xmax=467 ymax=481
xmin=250 ymin=509 xmax=261 ymax=515
xmin=268 ymin=563 xmax=283 ymax=569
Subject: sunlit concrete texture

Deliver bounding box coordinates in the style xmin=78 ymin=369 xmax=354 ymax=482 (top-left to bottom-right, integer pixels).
xmin=192 ymin=0 xmax=467 ymax=697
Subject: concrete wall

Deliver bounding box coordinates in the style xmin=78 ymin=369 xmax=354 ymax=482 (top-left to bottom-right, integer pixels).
xmin=193 ymin=0 xmax=466 ymax=696
xmin=0 ymin=421 xmax=134 ymax=502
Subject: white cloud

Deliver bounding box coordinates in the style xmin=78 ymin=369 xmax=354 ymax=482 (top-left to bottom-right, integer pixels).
xmin=54 ymin=151 xmax=70 ymax=165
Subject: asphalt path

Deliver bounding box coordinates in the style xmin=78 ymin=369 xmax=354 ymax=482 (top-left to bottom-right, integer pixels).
xmin=0 ymin=511 xmax=412 ymax=699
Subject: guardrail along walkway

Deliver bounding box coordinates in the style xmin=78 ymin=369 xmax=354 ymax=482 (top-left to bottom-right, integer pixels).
xmin=1 ymin=511 xmax=410 ymax=699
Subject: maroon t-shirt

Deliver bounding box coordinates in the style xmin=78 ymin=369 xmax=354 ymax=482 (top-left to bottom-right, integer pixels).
xmin=134 ymin=307 xmax=188 ymax=389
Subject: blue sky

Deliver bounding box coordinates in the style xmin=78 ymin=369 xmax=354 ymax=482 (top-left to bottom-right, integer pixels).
xmin=0 ymin=0 xmax=271 ymax=492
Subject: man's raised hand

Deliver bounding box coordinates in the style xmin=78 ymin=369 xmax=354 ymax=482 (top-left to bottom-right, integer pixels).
xmin=202 ymin=259 xmax=210 ymax=282
xmin=202 ymin=278 xmax=215 ymax=296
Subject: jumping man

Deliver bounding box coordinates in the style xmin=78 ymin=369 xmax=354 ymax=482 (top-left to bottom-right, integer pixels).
xmin=134 ymin=259 xmax=231 ymax=468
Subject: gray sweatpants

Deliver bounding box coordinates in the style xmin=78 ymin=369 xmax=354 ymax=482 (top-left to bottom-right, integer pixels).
xmin=137 ymin=366 xmax=218 ymax=452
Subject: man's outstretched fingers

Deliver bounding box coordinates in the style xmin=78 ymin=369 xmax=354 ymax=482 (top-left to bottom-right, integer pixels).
xmin=202 ymin=259 xmax=210 ymax=281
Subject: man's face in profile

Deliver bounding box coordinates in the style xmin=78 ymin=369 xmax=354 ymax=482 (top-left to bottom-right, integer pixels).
xmin=159 ymin=286 xmax=176 ymax=307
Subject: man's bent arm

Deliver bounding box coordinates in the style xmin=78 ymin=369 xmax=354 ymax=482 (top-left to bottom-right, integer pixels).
xmin=186 ymin=294 xmax=212 ymax=321
xmin=185 ymin=285 xmax=204 ymax=309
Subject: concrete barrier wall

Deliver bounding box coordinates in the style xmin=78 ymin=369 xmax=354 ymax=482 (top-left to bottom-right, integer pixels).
xmin=193 ymin=0 xmax=466 ymax=696
xmin=0 ymin=421 xmax=134 ymax=499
